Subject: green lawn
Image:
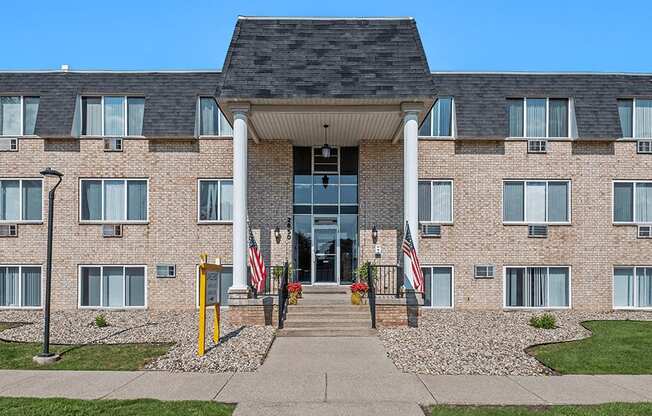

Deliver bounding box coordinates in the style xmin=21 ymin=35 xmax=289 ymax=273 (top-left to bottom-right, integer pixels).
xmin=0 ymin=397 xmax=233 ymax=416
xmin=0 ymin=341 xmax=171 ymax=371
xmin=531 ymin=320 xmax=652 ymax=374
xmin=0 ymin=323 xmax=23 ymax=332
xmin=430 ymin=403 xmax=652 ymax=415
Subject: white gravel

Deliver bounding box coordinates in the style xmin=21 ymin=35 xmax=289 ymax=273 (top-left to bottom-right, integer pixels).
xmin=0 ymin=309 xmax=275 ymax=372
xmin=379 ymin=310 xmax=652 ymax=376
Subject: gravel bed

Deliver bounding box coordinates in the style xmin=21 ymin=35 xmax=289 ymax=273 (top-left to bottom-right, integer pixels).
xmin=0 ymin=309 xmax=275 ymax=372
xmin=379 ymin=310 xmax=652 ymax=376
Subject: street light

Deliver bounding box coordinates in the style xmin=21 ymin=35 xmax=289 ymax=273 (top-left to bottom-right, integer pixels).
xmin=34 ymin=167 xmax=63 ymax=365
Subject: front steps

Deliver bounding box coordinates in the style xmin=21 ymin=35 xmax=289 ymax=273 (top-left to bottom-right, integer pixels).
xmin=276 ymin=287 xmax=376 ymax=337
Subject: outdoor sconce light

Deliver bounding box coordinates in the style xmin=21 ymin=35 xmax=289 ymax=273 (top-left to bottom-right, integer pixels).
xmin=274 ymin=226 xmax=281 ymax=244
xmin=372 ymin=224 xmax=378 ymax=244
xmin=320 ymin=124 xmax=332 ymax=158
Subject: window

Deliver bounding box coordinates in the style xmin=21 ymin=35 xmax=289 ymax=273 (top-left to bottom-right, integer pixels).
xmin=474 ymin=265 xmax=495 ymax=279
xmin=419 ymin=97 xmax=453 ymax=137
xmin=618 ymin=99 xmax=652 ymax=139
xmin=196 ymin=266 xmax=233 ymax=307
xmin=614 ymin=267 xmax=652 ymax=309
xmin=0 ymin=179 xmax=42 ymax=222
xmin=79 ymin=265 xmax=146 ymax=308
xmin=0 ymin=96 xmax=39 ymax=136
xmin=81 ymin=96 xmax=144 ymax=136
xmin=503 ymin=180 xmax=570 ymax=224
xmin=505 ymin=266 xmax=570 ymax=308
xmin=0 ymin=266 xmax=41 ymax=308
xmin=80 ymin=179 xmax=148 ymax=223
xmin=199 ymin=97 xmax=232 ymax=136
xmin=507 ymin=98 xmax=568 ymax=138
xmin=198 ymin=179 xmax=233 ymax=222
xmin=422 ymin=266 xmax=453 ymax=308
xmin=613 ymin=181 xmax=652 ymax=224
xmin=418 ymin=180 xmax=453 ymax=223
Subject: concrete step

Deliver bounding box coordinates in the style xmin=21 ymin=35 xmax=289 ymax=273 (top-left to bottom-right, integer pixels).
xmin=288 ymin=305 xmax=368 ymax=313
xmin=301 ymin=285 xmax=350 ymax=294
xmin=276 ymin=327 xmax=377 ymax=337
xmin=283 ymin=319 xmax=372 ymax=328
xmin=288 ymin=311 xmax=370 ymax=320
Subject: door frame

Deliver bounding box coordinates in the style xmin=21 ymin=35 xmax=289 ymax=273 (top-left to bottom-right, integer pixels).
xmin=311 ymin=217 xmax=339 ymax=285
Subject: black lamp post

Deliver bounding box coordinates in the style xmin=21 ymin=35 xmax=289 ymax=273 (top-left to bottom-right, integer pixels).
xmin=37 ymin=167 xmax=63 ymax=362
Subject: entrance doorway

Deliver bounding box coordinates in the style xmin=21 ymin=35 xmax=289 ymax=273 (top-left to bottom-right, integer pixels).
xmin=313 ymin=219 xmax=339 ymax=284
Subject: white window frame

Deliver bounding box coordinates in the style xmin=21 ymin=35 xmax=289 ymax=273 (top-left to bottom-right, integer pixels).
xmin=502 ymin=179 xmax=572 ymax=225
xmin=77 ymin=265 xmax=147 ymax=309
xmin=612 ymin=180 xmax=652 ymax=225
xmin=507 ymin=97 xmax=571 ymax=139
xmin=197 ymin=178 xmax=234 ymax=224
xmin=197 ymin=97 xmax=233 ymax=138
xmin=619 ymin=98 xmax=652 ymax=140
xmin=503 ymin=265 xmax=572 ymax=310
xmin=0 ymin=178 xmax=43 ymax=224
xmin=78 ymin=178 xmax=149 ymax=224
xmin=421 ymin=265 xmax=454 ymax=309
xmin=79 ymin=96 xmax=145 ymax=138
xmin=0 ymin=96 xmax=40 ymax=138
xmin=419 ymin=97 xmax=456 ymax=138
xmin=613 ymin=266 xmax=652 ymax=310
xmin=195 ymin=264 xmax=233 ymax=308
xmin=0 ymin=265 xmax=43 ymax=309
xmin=419 ymin=179 xmax=454 ymax=225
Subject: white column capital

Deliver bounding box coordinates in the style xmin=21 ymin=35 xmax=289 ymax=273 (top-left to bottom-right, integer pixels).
xmin=228 ymin=102 xmax=251 ymax=115
xmin=400 ymin=102 xmax=424 ymax=115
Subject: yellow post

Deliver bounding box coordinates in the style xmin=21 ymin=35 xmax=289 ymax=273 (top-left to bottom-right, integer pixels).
xmin=198 ymin=253 xmax=208 ymax=356
xmin=213 ymin=304 xmax=220 ymax=343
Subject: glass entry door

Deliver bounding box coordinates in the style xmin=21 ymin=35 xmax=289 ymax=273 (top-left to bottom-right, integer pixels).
xmin=312 ymin=225 xmax=339 ymax=283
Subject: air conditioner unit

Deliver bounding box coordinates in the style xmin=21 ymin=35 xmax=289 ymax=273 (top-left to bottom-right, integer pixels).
xmin=527 ymin=139 xmax=547 ymax=153
xmin=156 ymin=264 xmax=176 ymax=278
xmin=103 ymin=138 xmax=123 ymax=152
xmin=0 ymin=138 xmax=18 ymax=152
xmin=102 ymin=224 xmax=122 ymax=238
xmin=474 ymin=265 xmax=495 ymax=279
xmin=528 ymin=224 xmax=548 ymax=238
xmin=421 ymin=223 xmax=441 ymax=237
xmin=0 ymin=224 xmax=18 ymax=237
xmin=637 ymin=140 xmax=652 ymax=154
xmin=638 ymin=225 xmax=652 ymax=239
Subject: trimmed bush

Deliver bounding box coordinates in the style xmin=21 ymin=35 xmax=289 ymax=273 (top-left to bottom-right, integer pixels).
xmin=94 ymin=314 xmax=108 ymax=328
xmin=530 ymin=313 xmax=556 ymax=329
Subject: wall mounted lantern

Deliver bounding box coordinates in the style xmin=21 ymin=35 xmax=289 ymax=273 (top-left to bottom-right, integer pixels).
xmin=372 ymin=224 xmax=379 ymax=244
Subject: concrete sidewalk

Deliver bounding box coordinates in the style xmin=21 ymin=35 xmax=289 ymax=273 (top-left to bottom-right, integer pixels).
xmin=1 ymin=337 xmax=652 ymax=415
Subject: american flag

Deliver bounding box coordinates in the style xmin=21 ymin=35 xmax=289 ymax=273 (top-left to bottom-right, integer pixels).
xmin=402 ymin=221 xmax=425 ymax=293
xmin=248 ymin=225 xmax=267 ymax=295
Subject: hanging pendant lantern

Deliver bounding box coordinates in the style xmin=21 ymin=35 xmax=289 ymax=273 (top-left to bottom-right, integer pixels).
xmin=320 ymin=124 xmax=332 ymax=158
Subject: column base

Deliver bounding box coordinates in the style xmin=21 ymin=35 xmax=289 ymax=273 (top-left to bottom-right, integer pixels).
xmin=228 ymin=287 xmax=250 ymax=300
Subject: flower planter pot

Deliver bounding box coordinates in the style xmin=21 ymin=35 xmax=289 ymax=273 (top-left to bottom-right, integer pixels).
xmin=351 ymin=292 xmax=363 ymax=305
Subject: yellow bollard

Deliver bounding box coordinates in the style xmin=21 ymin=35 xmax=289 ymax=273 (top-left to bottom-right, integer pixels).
xmin=198 ymin=262 xmax=207 ymax=356
xmin=213 ymin=304 xmax=220 ymax=343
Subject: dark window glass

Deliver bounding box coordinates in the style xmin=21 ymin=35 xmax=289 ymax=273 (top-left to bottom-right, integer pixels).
xmin=313 ymin=205 xmax=338 ymax=214
xmin=293 ymin=215 xmax=312 ymax=283
xmin=293 ymin=147 xmax=312 ymax=175
xmin=340 ymin=147 xmax=358 ymax=175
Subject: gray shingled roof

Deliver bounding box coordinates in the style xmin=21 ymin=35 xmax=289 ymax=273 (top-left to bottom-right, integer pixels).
xmin=219 ymin=17 xmax=433 ymax=100
xmin=0 ymin=72 xmax=220 ymax=138
xmin=432 ymin=73 xmax=652 ymax=140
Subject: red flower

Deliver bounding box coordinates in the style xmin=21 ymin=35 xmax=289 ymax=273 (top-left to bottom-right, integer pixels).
xmin=350 ymin=282 xmax=369 ymax=293
xmin=288 ymin=282 xmax=303 ymax=293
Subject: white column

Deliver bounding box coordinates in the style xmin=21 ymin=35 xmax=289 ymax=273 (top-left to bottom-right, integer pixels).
xmin=229 ymin=104 xmax=250 ymax=297
xmin=402 ymin=104 xmax=421 ymax=288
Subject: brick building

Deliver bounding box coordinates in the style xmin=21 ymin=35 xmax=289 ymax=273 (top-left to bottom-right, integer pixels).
xmin=1 ymin=17 xmax=651 ymax=315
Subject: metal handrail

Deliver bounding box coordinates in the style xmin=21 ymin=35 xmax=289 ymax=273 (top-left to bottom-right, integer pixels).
xmin=366 ymin=262 xmax=377 ymax=329
xmin=277 ymin=261 xmax=289 ymax=329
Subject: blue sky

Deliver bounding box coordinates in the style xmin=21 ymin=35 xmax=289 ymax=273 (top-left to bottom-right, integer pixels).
xmin=4 ymin=0 xmax=651 ymax=72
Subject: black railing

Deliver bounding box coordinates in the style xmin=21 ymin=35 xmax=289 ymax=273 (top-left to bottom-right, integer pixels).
xmin=277 ymin=261 xmax=289 ymax=329
xmin=250 ymin=266 xmax=284 ymax=298
xmin=366 ymin=263 xmax=377 ymax=329
xmin=369 ymin=265 xmax=404 ymax=298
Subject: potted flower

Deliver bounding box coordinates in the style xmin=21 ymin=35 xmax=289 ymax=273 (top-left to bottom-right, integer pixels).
xmin=288 ymin=282 xmax=302 ymax=305
xmin=350 ymin=282 xmax=369 ymax=305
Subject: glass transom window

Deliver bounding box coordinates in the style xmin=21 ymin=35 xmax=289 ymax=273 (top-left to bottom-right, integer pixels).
xmin=198 ymin=97 xmax=233 ymax=136
xmin=79 ymin=265 xmax=146 ymax=308
xmin=613 ymin=181 xmax=652 ymax=224
xmin=507 ymin=98 xmax=569 ymax=138
xmin=419 ymin=97 xmax=453 ymax=137
xmin=0 ymin=179 xmax=42 ymax=222
xmin=0 ymin=96 xmax=39 ymax=136
xmin=81 ymin=96 xmax=144 ymax=136
xmin=618 ymin=99 xmax=652 ymax=139
xmin=0 ymin=266 xmax=42 ymax=308
xmin=198 ymin=179 xmax=233 ymax=222
xmin=505 ymin=266 xmax=570 ymax=308
xmin=418 ymin=180 xmax=453 ymax=223
xmin=503 ymin=180 xmax=570 ymax=224
xmin=80 ymin=179 xmax=148 ymax=223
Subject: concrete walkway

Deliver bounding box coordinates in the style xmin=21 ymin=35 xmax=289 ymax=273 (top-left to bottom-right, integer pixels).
xmin=1 ymin=337 xmax=652 ymax=415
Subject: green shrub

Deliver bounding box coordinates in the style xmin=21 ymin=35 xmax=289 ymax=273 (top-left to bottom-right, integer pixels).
xmin=94 ymin=314 xmax=108 ymax=328
xmin=530 ymin=313 xmax=556 ymax=329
